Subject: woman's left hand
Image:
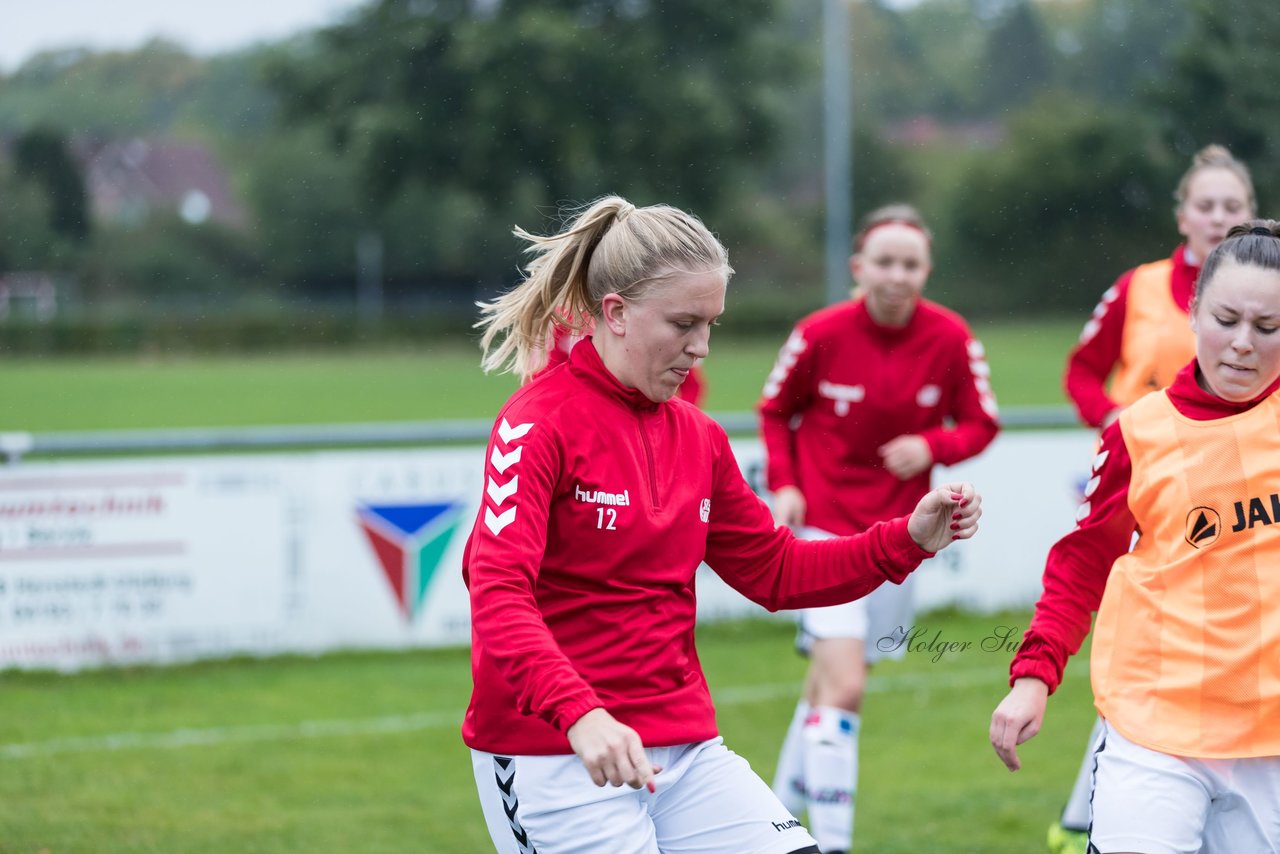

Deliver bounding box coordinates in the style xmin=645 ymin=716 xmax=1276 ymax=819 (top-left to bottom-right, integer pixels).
xmin=878 ymin=435 xmax=933 ymax=480
xmin=906 ymin=482 xmax=980 ymax=552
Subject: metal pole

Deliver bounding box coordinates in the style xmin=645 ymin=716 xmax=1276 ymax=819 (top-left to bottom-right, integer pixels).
xmin=823 ymin=0 xmax=852 ymax=306
xmin=356 ymin=231 xmax=385 ymax=320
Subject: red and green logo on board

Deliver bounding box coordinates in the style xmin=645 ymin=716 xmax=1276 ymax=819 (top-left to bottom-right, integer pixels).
xmin=357 ymin=502 xmax=464 ymax=622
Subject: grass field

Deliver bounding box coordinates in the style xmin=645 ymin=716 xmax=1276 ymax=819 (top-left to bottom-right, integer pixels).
xmin=0 ymin=611 xmax=1097 ymax=853
xmin=0 ymin=318 xmax=1094 ymax=851
xmin=0 ymin=317 xmax=1084 ymax=432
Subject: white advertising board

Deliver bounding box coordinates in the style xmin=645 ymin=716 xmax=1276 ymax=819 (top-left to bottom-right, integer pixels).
xmin=0 ymin=450 xmax=483 ymax=670
xmin=0 ymin=465 xmax=294 ymax=668
xmin=0 ymin=429 xmax=1095 ymax=671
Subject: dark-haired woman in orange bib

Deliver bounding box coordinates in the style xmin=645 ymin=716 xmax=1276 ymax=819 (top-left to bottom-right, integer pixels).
xmin=1048 ymin=144 xmax=1257 ymax=854
xmin=992 ymin=221 xmax=1280 ymax=853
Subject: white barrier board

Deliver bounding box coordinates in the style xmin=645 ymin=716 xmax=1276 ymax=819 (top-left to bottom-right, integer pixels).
xmin=0 ymin=429 xmax=1095 ymax=670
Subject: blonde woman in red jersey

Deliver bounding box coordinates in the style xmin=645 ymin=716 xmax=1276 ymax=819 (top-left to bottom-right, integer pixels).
xmin=1050 ymin=145 xmax=1255 ymax=854
xmin=1066 ymin=145 xmax=1255 ymax=430
xmin=758 ymin=204 xmax=999 ymax=854
xmin=465 ymin=196 xmax=982 ymax=854
xmin=992 ymin=221 xmax=1280 ymax=854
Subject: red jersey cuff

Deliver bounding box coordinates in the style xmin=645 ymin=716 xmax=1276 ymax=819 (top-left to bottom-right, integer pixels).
xmin=879 ymin=517 xmax=934 ymax=584
xmin=1009 ymin=636 xmax=1066 ymax=695
xmin=552 ymin=695 xmax=605 ymax=735
xmin=919 ymin=430 xmax=947 ymax=464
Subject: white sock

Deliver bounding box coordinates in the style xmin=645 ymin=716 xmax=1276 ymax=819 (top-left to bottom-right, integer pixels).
xmin=1060 ymin=717 xmax=1104 ymax=831
xmin=802 ymin=705 xmax=858 ymax=853
xmin=772 ymin=698 xmax=810 ymax=814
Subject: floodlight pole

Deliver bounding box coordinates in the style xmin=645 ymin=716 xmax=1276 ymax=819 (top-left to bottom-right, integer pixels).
xmin=823 ymin=0 xmax=852 ymax=306
xmin=357 ymin=231 xmax=385 ymax=321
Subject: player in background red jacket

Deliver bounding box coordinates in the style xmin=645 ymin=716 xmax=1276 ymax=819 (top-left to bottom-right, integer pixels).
xmin=466 ymin=195 xmax=982 ymax=854
xmin=758 ymin=204 xmax=999 ymax=854
xmin=992 ymin=222 xmax=1280 ymax=854
xmin=1048 ymin=145 xmax=1255 ymax=854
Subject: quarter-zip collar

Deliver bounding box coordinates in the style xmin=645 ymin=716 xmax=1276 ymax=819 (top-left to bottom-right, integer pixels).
xmin=568 ymin=335 xmax=662 ymax=412
xmin=850 ymin=297 xmax=921 ymax=343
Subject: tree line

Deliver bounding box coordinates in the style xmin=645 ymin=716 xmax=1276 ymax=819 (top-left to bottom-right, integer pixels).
xmin=0 ymin=0 xmax=1276 ymax=335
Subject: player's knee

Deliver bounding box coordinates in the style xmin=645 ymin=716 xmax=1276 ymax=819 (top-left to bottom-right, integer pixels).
xmin=817 ymin=678 xmax=863 ymax=712
xmin=838 ymin=683 xmax=864 ymax=712
xmin=808 ymin=647 xmax=866 ymax=710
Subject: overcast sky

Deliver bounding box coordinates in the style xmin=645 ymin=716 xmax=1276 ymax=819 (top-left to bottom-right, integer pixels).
xmin=0 ymin=0 xmax=370 ymax=72
xmin=2 ymin=0 xmax=932 ymax=73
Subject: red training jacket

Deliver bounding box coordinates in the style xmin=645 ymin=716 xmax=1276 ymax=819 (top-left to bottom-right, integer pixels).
xmin=758 ymin=298 xmax=999 ymax=536
xmin=462 ymin=339 xmax=932 ymax=754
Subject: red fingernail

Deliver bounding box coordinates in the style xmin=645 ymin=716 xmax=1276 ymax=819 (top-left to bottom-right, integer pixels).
xmin=950 ymin=523 xmax=959 ymax=530
xmin=952 ymin=533 xmax=960 ymax=539
xmin=647 ymin=781 xmax=656 ymax=793
xmin=952 ymin=512 xmax=960 ymax=520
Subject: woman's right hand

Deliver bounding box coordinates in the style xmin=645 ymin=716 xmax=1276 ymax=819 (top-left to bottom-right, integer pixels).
xmin=566 ymin=708 xmax=660 ymax=791
xmin=771 ymin=485 xmax=806 ymax=529
xmin=989 ymin=677 xmax=1050 ymax=771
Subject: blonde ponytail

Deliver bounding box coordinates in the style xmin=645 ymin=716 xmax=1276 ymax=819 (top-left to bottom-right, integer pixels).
xmin=477 ymin=196 xmax=731 ymax=380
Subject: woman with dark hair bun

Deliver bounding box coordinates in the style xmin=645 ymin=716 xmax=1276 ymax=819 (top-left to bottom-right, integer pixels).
xmin=1049 ymin=144 xmax=1256 ymax=854
xmin=993 ymin=221 xmax=1280 ymax=854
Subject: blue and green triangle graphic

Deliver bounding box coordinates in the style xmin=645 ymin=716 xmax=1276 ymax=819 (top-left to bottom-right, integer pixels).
xmin=357 ymin=501 xmax=464 ymax=622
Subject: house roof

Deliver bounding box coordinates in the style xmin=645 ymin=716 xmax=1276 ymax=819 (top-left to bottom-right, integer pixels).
xmin=76 ymin=136 xmax=248 ymax=228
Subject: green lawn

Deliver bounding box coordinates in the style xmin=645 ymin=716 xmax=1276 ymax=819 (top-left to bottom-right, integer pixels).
xmin=0 ymin=611 xmax=1096 ymax=853
xmin=0 ymin=349 xmax=520 ymax=432
xmin=0 ymin=318 xmax=1083 ymax=432
xmin=0 ymin=320 xmax=1096 ymax=850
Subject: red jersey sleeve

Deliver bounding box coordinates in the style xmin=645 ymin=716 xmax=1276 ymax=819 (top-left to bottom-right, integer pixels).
xmin=1064 ymin=271 xmax=1135 ymax=428
xmin=757 ymin=328 xmax=816 ymax=491
xmin=703 ymin=426 xmax=931 ymax=609
xmin=464 ymin=409 xmax=603 ymax=733
xmin=918 ymin=330 xmax=1000 ymax=465
xmin=1009 ymin=422 xmax=1136 ymax=693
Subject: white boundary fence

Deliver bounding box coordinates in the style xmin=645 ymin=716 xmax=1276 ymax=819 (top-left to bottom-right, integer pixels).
xmin=0 ymin=410 xmax=1093 ymax=671
xmin=2 ymin=407 xmax=1076 ymax=464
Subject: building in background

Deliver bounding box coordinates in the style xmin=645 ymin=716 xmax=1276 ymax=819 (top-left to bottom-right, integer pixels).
xmin=75 ymin=137 xmax=246 ymax=229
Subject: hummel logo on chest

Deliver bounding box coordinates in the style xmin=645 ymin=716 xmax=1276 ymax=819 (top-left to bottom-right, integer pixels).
xmin=818 ymin=381 xmax=865 ymax=416
xmin=574 ymin=484 xmax=631 ymax=506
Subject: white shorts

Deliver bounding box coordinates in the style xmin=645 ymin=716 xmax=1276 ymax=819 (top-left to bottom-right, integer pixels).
xmin=471 ymin=737 xmax=819 ymax=854
xmin=1090 ymin=719 xmax=1280 ymax=854
xmin=793 ymin=526 xmax=916 ymax=664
